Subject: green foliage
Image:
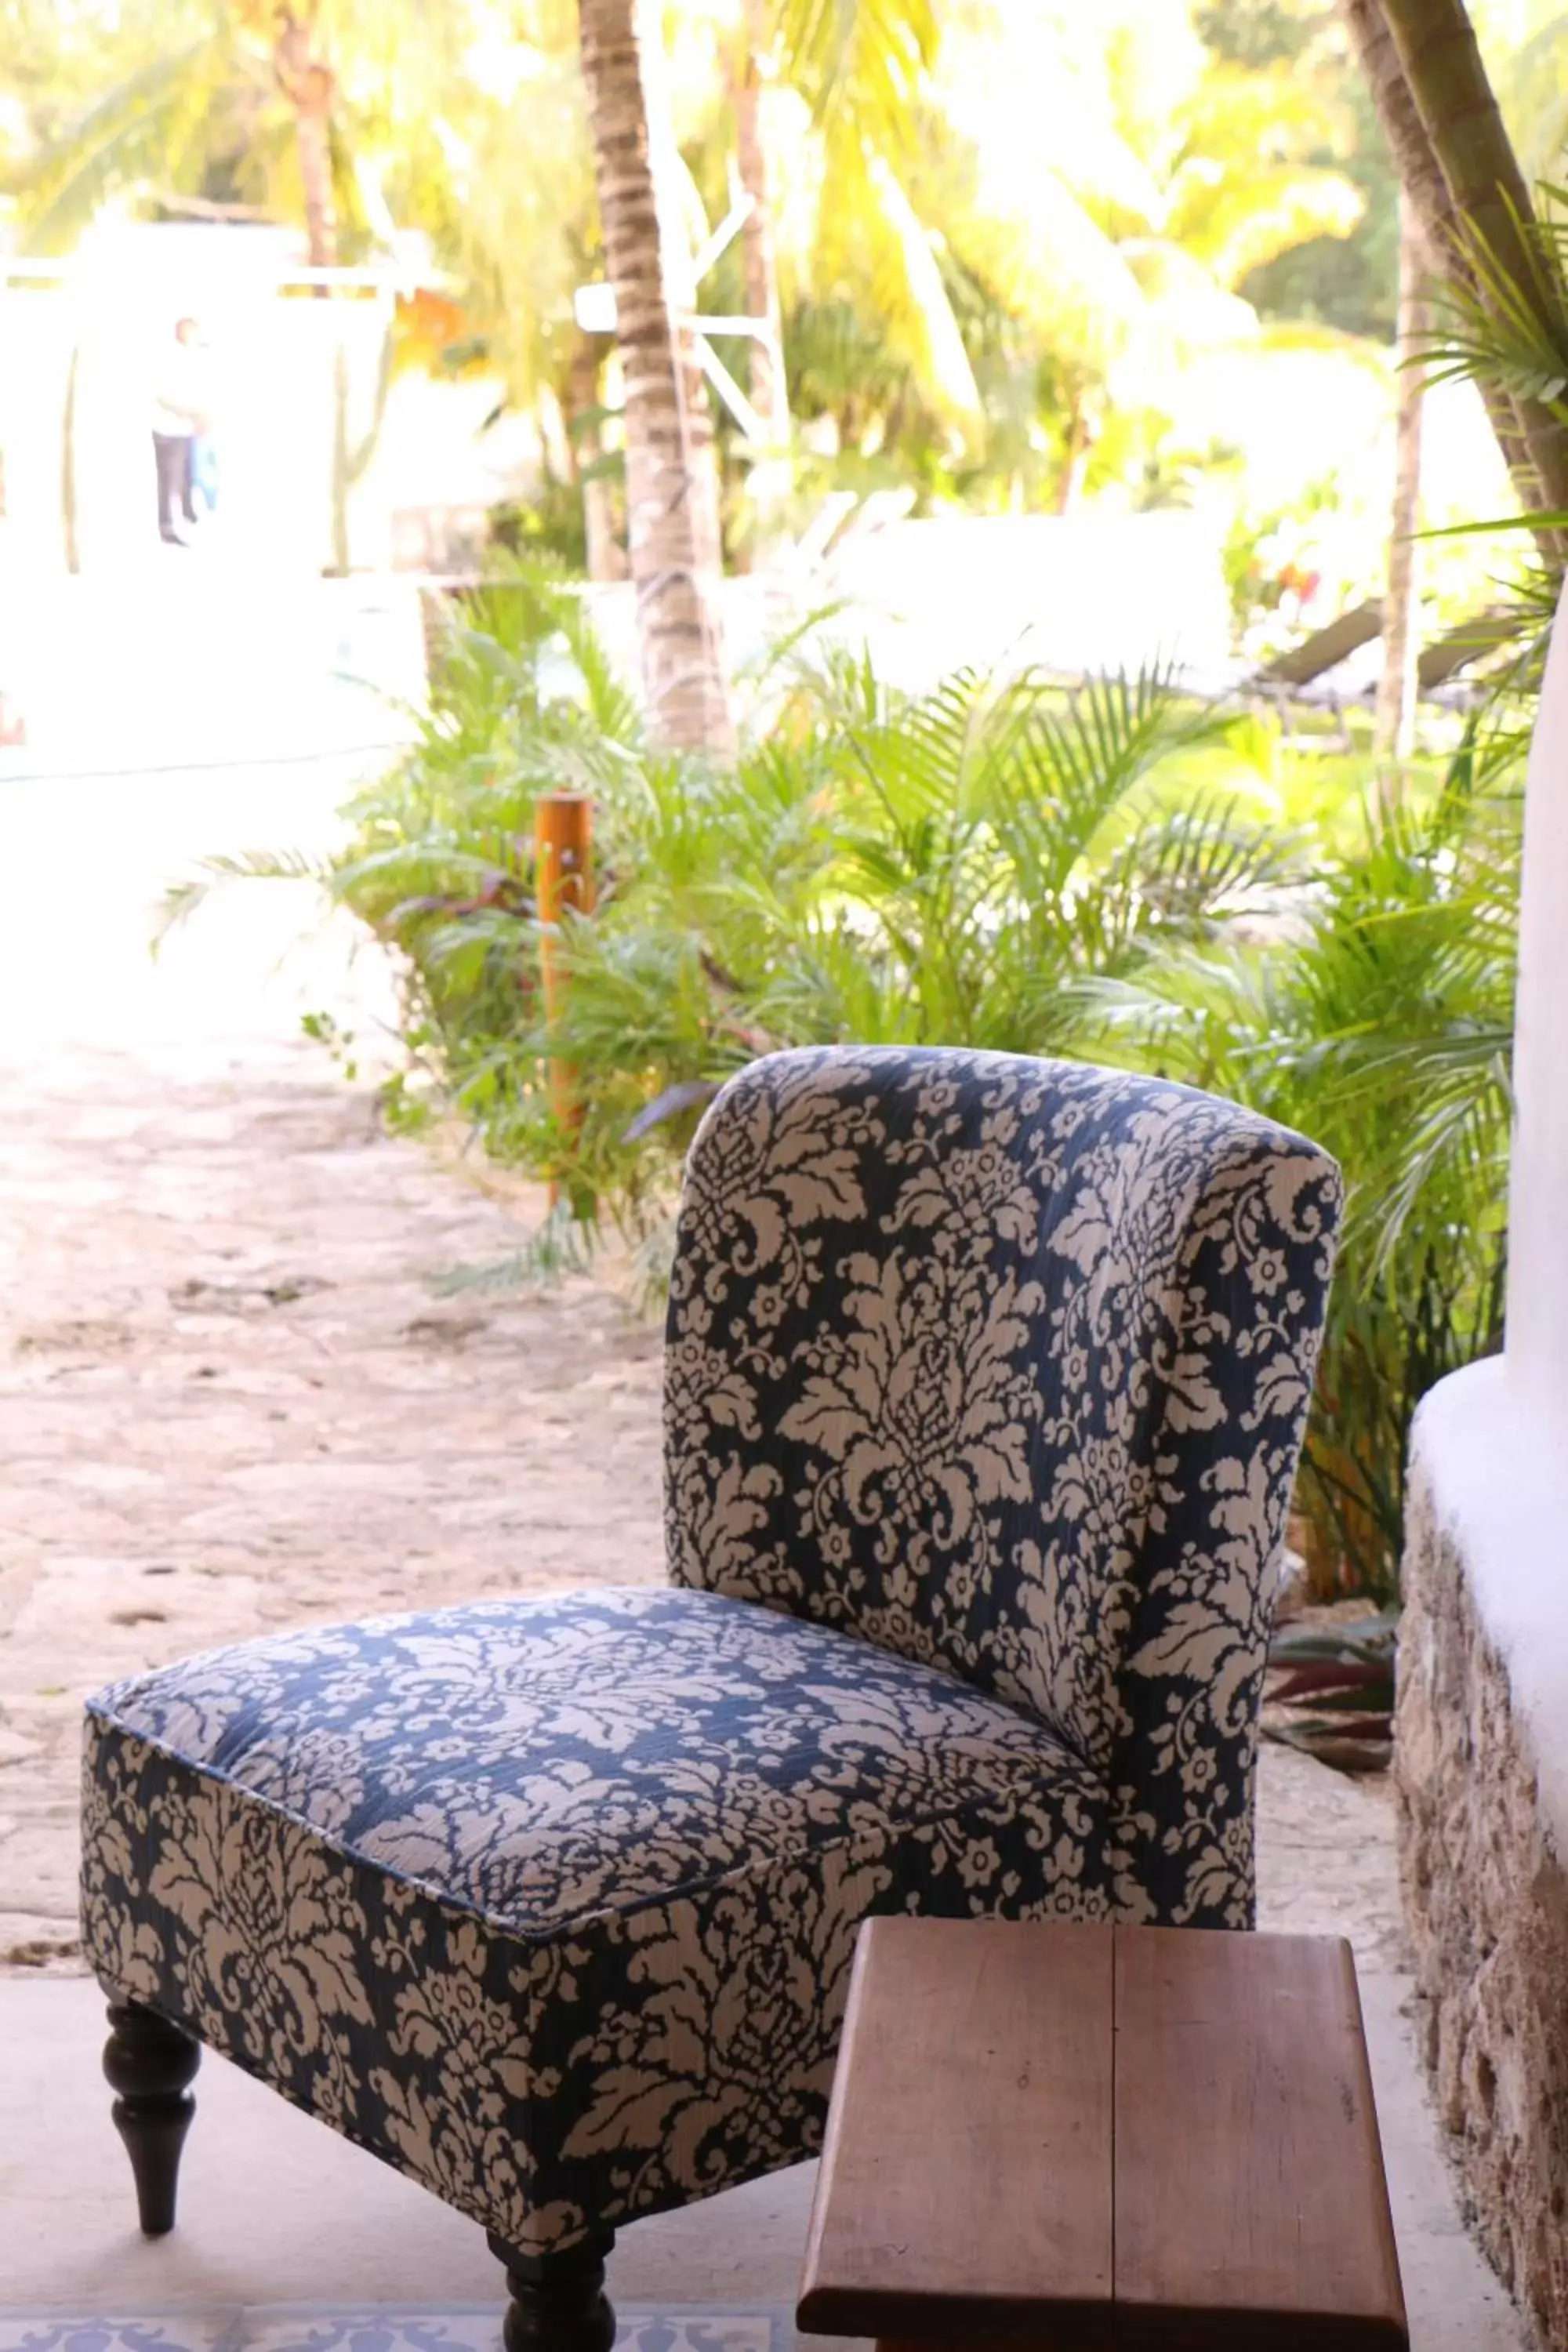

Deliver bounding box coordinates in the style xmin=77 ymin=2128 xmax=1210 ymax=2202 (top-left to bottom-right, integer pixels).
xmin=2 ymin=0 xmax=1390 ymax=550
xmin=1267 ymin=1609 xmax=1399 ymax=1773
xmin=0 ymin=0 xmax=472 ymax=255
xmin=2 ymin=29 xmax=225 ymax=252
xmin=165 ymin=547 xmax=1523 ymax=1612
xmin=1087 ymin=731 xmax=1519 ymax=1599
xmin=1420 ymin=183 xmax=1568 ymax=416
xmin=316 ymin=565 xmax=1517 ymax=1606
xmin=325 ymin=565 xmax=1299 ymax=1221
xmin=492 ymin=477 xmax=593 ymax=576
xmin=786 ymin=0 xmax=1370 ymax=499
xmin=1200 ymin=0 xmax=1400 ymax=340
xmin=774 ymin=0 xmax=937 ymax=162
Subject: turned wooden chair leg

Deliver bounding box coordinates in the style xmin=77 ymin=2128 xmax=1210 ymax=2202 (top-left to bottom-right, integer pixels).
xmin=102 ymin=1997 xmax=201 ymax=2235
xmin=487 ymin=2227 xmax=617 ymax=2352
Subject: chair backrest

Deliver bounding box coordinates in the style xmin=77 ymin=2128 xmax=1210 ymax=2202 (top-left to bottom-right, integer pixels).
xmin=663 ymin=1046 xmax=1341 ymax=1787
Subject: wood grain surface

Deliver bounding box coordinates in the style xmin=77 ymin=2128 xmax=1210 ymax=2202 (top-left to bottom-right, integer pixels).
xmin=1112 ymin=1926 xmax=1407 ymax=2351
xmin=797 ymin=1918 xmax=1408 ymax=2352
xmin=797 ymin=1915 xmax=1115 ymax=2343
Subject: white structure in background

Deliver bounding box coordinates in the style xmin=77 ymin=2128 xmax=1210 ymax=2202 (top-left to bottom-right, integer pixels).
xmin=1506 ymin=597 xmax=1568 ymax=1405
xmin=575 ymin=176 xmax=784 ymax=451
xmin=1395 ymin=583 xmax=1568 ymax=2342
xmin=0 ymin=220 xmax=531 ymax=761
xmin=1408 ymin=590 xmax=1568 ymax=1755
xmin=0 ymin=220 xmax=535 ymax=579
xmin=575 ymin=506 xmax=1236 ymax=706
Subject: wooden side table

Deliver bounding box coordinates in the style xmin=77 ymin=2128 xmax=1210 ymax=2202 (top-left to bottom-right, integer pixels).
xmin=797 ymin=1918 xmax=1407 ymax=2352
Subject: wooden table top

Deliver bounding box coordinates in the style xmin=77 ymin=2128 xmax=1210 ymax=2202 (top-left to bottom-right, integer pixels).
xmin=797 ymin=1918 xmax=1408 ymax=2352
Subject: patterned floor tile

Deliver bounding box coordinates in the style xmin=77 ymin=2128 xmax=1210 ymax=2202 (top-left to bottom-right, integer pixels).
xmin=0 ymin=2312 xmax=786 ymax=2352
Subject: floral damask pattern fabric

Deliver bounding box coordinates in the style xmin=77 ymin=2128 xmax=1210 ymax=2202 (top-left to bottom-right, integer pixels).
xmin=82 ymin=1587 xmax=1105 ymax=2253
xmin=666 ymin=1047 xmax=1341 ymax=1926
xmin=82 ymin=1045 xmax=1338 ymax=2263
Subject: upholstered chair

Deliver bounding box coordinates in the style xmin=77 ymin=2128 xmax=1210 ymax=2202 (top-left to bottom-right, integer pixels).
xmin=82 ymin=1047 xmax=1340 ymax=2352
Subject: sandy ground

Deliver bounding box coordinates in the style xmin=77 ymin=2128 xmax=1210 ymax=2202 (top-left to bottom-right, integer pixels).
xmin=0 ymin=1044 xmax=666 ymax=1967
xmin=0 ymin=676 xmax=670 ymax=1968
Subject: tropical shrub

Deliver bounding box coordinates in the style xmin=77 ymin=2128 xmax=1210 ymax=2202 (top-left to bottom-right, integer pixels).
xmin=343 ymin=570 xmax=1520 ymax=1602
xmin=1267 ymin=1610 xmax=1399 ymax=1773
xmin=1091 ymin=749 xmax=1518 ymax=1598
xmin=324 ymin=561 xmax=1300 ymax=1225
xmin=169 ymin=557 xmax=1523 ymax=1605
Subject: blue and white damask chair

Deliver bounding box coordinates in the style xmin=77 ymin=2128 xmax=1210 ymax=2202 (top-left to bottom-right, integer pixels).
xmin=82 ymin=1047 xmax=1340 ymax=2352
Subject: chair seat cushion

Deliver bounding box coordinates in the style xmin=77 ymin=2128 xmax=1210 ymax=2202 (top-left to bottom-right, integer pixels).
xmin=82 ymin=1587 xmax=1106 ymax=2254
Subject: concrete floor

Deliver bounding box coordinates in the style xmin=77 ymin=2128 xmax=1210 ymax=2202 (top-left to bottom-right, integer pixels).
xmin=1 ymin=1977 xmax=834 ymax=2336
xmin=0 ymin=1955 xmax=1526 ymax=2352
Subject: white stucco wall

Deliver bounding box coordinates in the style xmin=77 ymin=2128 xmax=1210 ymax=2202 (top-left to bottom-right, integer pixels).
xmin=1504 ymin=580 xmax=1568 ymax=1408
xmin=1406 ymin=580 xmax=1568 ymax=1854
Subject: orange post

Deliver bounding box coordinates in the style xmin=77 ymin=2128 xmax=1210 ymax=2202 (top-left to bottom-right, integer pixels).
xmin=534 ymin=793 xmax=594 ymax=1166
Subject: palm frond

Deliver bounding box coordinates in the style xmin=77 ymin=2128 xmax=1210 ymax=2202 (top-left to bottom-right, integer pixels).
xmin=773 ymin=0 xmax=937 ymax=158
xmin=153 ymin=848 xmax=334 ymax=949
xmin=8 ymin=38 xmax=227 ymax=252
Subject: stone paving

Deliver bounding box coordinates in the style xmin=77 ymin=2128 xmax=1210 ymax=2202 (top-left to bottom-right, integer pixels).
xmin=0 ymin=1045 xmax=664 ymax=1969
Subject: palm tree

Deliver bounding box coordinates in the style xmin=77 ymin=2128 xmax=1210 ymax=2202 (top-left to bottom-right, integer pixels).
xmin=575 ymin=0 xmax=735 ymax=756
xmin=263 ymin=2 xmax=337 ymax=267
xmin=5 ymin=0 xmax=343 ymax=265
xmin=769 ymin=0 xmax=981 ymax=441
xmin=893 ymin=11 xmax=1367 ymax=500
xmin=741 ymin=5 xmax=1370 ymax=494
xmin=1342 ymin=0 xmax=1568 ymax=539
xmin=1374 ymin=188 xmax=1425 ymax=768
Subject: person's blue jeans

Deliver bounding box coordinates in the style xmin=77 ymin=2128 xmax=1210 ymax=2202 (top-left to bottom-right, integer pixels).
xmin=191 ymin=435 xmax=219 ymax=514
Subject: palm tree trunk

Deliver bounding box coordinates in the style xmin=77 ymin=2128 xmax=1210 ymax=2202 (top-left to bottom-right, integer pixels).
xmin=274 ymin=11 xmax=338 ymax=270
xmin=61 ymin=344 xmax=80 ymax=575
xmin=1359 ymin=0 xmax=1568 ymax=533
xmin=1341 ymin=0 xmax=1543 ymax=538
xmin=1055 ymin=383 xmax=1091 ymax=514
xmin=1341 ymin=0 xmax=1461 ymax=265
xmin=734 ymin=0 xmax=786 ymax=444
xmin=1375 ymin=0 xmax=1536 ymax=274
xmin=1375 ymin=191 xmax=1425 ymax=771
xmin=577 ymin=0 xmax=735 ymax=755
xmin=294 ymin=105 xmax=338 ymax=270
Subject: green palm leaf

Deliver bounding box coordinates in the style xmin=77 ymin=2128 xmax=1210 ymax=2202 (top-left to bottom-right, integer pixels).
xmin=773 ymin=0 xmax=937 ymax=157
xmin=8 ymin=37 xmax=226 ymax=252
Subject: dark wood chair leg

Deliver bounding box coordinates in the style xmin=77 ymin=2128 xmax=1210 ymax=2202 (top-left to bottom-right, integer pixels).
xmin=487 ymin=2227 xmax=617 ymax=2352
xmin=102 ymin=1997 xmax=201 ymax=2236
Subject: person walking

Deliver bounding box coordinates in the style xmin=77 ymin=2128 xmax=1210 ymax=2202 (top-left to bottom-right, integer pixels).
xmin=151 ymin=317 xmax=208 ymax=546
